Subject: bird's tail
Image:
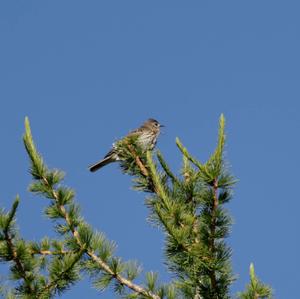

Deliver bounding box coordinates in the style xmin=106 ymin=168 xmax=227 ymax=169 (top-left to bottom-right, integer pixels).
xmin=89 ymin=156 xmax=115 ymax=172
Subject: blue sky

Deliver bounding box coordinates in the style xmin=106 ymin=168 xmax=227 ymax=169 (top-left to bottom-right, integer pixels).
xmin=1 ymin=1 xmax=299 ymax=298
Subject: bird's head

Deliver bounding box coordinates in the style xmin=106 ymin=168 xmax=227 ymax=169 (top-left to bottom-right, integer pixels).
xmin=144 ymin=118 xmax=164 ymax=132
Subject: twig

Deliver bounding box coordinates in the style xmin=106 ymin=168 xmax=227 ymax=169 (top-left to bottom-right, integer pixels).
xmin=38 ymin=250 xmax=83 ymax=297
xmin=88 ymin=251 xmax=159 ymax=298
xmin=4 ymin=228 xmax=35 ymax=295
xmin=209 ymin=178 xmax=219 ymax=295
xmin=30 ymin=249 xmax=69 ymax=256
xmin=126 ymin=143 xmax=149 ymax=177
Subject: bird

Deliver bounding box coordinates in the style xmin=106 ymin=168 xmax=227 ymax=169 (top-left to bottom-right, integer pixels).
xmin=89 ymin=118 xmax=163 ymax=172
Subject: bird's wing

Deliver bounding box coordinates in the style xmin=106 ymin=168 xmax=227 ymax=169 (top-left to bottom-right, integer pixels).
xmin=128 ymin=127 xmax=143 ymax=135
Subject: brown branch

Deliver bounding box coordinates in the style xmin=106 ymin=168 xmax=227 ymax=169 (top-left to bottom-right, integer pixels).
xmin=126 ymin=143 xmax=149 ymax=177
xmin=194 ymin=286 xmax=202 ymax=299
xmin=209 ymin=178 xmax=219 ymax=296
xmin=88 ymin=251 xmax=159 ymax=298
xmin=30 ymin=249 xmax=69 ymax=256
xmin=4 ymin=228 xmax=35 ymax=295
xmin=38 ymin=250 xmax=83 ymax=298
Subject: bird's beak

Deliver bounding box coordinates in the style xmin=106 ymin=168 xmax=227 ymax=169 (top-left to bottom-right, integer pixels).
xmin=160 ymin=124 xmax=165 ymax=128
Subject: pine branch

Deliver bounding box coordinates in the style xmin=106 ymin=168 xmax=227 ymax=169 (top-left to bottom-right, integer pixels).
xmin=238 ymin=264 xmax=273 ymax=299
xmin=126 ymin=142 xmax=149 ymax=177
xmin=30 ymin=249 xmax=69 ymax=256
xmin=88 ymin=251 xmax=160 ymax=298
xmin=146 ymin=151 xmax=171 ymax=210
xmin=157 ymin=151 xmax=179 ymax=185
xmin=175 ymin=138 xmax=203 ymax=170
xmin=37 ymin=251 xmax=83 ymax=298
xmin=23 ymin=117 xmax=161 ymax=299
xmin=208 ymin=178 xmax=218 ymax=296
xmin=115 ymin=138 xmax=199 ymax=269
xmin=40 ymin=160 xmax=160 ymax=298
xmin=2 ymin=197 xmax=37 ymax=296
xmin=118 ymin=115 xmax=235 ymax=298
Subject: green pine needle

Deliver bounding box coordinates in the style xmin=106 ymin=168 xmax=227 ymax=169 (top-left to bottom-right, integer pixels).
xmin=238 ymin=263 xmax=273 ymax=299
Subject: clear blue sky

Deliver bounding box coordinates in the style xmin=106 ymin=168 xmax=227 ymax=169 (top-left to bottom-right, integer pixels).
xmin=1 ymin=2 xmax=299 ymax=298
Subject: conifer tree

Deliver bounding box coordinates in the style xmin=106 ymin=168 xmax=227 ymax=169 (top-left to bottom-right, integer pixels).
xmin=0 ymin=116 xmax=273 ymax=299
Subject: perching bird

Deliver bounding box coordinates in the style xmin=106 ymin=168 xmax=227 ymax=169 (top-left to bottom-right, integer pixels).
xmin=89 ymin=118 xmax=163 ymax=172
